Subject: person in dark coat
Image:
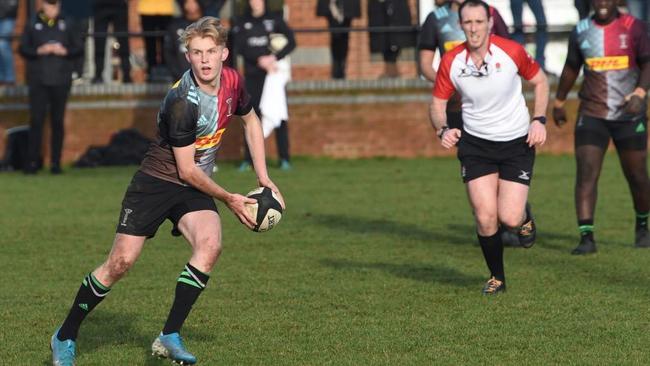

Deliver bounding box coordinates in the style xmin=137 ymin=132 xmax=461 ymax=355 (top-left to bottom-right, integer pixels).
xmin=316 ymin=0 xmax=361 ymax=79
xmin=368 ymin=0 xmax=414 ymax=78
xmin=19 ymin=0 xmax=82 ymax=174
xmin=231 ymin=0 xmax=296 ymax=171
xmin=166 ymin=0 xmax=204 ymax=81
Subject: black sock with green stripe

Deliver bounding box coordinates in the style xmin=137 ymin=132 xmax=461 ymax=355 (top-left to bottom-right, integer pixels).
xmin=578 ymin=219 xmax=594 ymax=241
xmin=162 ymin=263 xmax=209 ymax=335
xmin=58 ymin=273 xmax=111 ymax=341
xmin=636 ymin=211 xmax=649 ymax=231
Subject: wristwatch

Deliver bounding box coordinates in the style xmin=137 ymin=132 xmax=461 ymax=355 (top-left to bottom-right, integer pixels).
xmin=437 ymin=126 xmax=450 ymax=139
xmin=532 ymin=116 xmax=547 ymax=125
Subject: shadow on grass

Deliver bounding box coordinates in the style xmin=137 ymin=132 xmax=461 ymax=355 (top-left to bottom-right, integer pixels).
xmin=310 ymin=213 xmax=475 ymax=246
xmin=320 ymin=258 xmax=482 ymax=287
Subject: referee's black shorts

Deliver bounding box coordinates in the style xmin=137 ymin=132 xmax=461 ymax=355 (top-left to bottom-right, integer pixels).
xmin=457 ymin=132 xmax=535 ymax=186
xmin=575 ymin=114 xmax=647 ymax=150
xmin=116 ymin=171 xmax=218 ymax=238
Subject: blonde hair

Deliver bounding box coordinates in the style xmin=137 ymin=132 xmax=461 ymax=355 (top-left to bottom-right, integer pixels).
xmin=180 ymin=16 xmax=228 ymax=50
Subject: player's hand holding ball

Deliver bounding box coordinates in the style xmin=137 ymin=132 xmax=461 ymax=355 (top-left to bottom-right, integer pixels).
xmin=245 ymin=187 xmax=284 ymax=232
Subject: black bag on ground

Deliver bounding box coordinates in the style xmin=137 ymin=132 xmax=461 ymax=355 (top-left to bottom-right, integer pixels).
xmin=0 ymin=125 xmax=30 ymax=171
xmin=74 ymin=128 xmax=152 ymax=167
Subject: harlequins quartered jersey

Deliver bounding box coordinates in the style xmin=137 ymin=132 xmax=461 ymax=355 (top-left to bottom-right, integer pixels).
xmin=140 ymin=67 xmax=252 ymax=185
xmin=568 ymin=14 xmax=650 ymax=120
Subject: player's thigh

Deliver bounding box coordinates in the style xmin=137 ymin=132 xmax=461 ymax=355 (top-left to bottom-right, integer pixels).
xmin=497 ymin=180 xmax=529 ymax=228
xmin=466 ymin=173 xmax=500 ymax=233
xmin=177 ymin=210 xmax=222 ymax=254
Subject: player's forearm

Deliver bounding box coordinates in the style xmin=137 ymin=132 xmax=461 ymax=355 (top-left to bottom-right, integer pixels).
xmin=555 ymin=64 xmax=579 ymax=102
xmin=430 ymin=97 xmax=448 ymax=131
xmin=244 ymin=117 xmax=271 ymax=182
xmin=636 ymin=61 xmax=650 ymax=94
xmin=533 ymin=75 xmax=550 ymax=118
xmin=181 ymin=166 xmax=232 ymax=203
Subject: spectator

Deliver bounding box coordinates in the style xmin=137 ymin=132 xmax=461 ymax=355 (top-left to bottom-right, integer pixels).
xmin=0 ymin=0 xmax=17 ymax=86
xmin=92 ymin=0 xmax=131 ymax=83
xmin=575 ymin=0 xmax=592 ymax=19
xmin=166 ymin=0 xmax=204 ymax=81
xmin=138 ymin=0 xmax=175 ymax=82
xmin=368 ymin=0 xmax=414 ymax=78
xmin=510 ymin=0 xmax=548 ymax=70
xmin=199 ymin=0 xmax=226 ymax=17
xmin=19 ymin=0 xmax=83 ymax=174
xmin=316 ymin=0 xmax=361 ymax=79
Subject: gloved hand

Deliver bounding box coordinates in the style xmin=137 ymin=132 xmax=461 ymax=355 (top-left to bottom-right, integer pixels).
xmin=552 ymin=106 xmax=567 ymax=127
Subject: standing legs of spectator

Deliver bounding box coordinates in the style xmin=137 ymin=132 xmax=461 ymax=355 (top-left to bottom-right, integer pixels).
xmin=381 ymin=46 xmax=400 ymax=78
xmin=510 ymin=0 xmax=547 ymax=70
xmin=275 ymin=120 xmax=290 ymax=169
xmin=93 ymin=4 xmax=131 ymax=84
xmin=141 ymin=15 xmax=172 ymax=81
xmin=327 ymin=16 xmax=352 ymax=79
xmin=0 ymin=17 xmax=16 ymax=85
xmin=25 ymin=84 xmax=70 ymax=174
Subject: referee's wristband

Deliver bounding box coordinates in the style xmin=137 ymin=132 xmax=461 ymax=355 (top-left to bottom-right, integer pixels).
xmin=437 ymin=126 xmax=449 ymax=139
xmin=532 ymin=116 xmax=547 ymax=125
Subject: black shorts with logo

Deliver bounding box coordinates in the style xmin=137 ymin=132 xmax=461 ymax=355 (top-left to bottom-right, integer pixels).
xmin=116 ymin=171 xmax=218 ymax=238
xmin=575 ymin=114 xmax=647 ymax=150
xmin=457 ymin=132 xmax=535 ymax=185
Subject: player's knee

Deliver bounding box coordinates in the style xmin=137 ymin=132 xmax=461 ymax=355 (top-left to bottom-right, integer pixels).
xmin=107 ymin=256 xmax=134 ymax=279
xmin=196 ymin=237 xmax=222 ymax=266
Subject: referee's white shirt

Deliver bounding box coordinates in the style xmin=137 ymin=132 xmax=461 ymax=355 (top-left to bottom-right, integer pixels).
xmin=433 ymin=35 xmax=540 ymax=141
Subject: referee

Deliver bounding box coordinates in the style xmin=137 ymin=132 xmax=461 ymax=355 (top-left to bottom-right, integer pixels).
xmin=430 ymin=0 xmax=549 ymax=295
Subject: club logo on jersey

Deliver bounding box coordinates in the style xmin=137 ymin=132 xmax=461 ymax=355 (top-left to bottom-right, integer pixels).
xmin=195 ymin=128 xmax=226 ymax=150
xmin=444 ymin=40 xmax=463 ymax=51
xmin=226 ymin=97 xmax=233 ymax=117
xmin=619 ymin=34 xmax=628 ymax=49
xmin=263 ymin=19 xmax=274 ymax=33
xmin=585 ymin=56 xmax=629 ymax=71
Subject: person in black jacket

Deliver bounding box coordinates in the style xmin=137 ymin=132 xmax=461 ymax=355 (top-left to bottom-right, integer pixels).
xmin=19 ymin=0 xmax=82 ymax=174
xmin=165 ymin=0 xmax=204 ymax=81
xmin=231 ymin=0 xmax=296 ymax=171
xmin=0 ymin=0 xmax=17 ymax=85
xmin=316 ymin=0 xmax=361 ymax=79
xmin=368 ymin=0 xmax=414 ymax=78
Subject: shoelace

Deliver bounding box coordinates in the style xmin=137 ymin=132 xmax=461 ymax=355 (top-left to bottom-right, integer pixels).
xmin=519 ymin=221 xmax=533 ymax=236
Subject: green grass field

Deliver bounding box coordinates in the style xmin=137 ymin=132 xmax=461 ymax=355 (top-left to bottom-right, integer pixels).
xmin=2 ymin=155 xmax=650 ymax=365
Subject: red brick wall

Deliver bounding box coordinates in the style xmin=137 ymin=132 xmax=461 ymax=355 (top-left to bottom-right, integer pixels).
xmin=0 ymin=94 xmax=579 ymax=166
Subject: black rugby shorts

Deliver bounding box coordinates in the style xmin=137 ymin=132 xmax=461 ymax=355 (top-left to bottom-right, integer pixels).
xmin=457 ymin=132 xmax=535 ymax=186
xmin=116 ymin=171 xmax=218 ymax=238
xmin=574 ymin=114 xmax=647 ymax=150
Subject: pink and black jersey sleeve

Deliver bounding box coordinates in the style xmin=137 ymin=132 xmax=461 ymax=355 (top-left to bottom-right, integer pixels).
xmin=490 ymin=7 xmax=510 ymax=38
xmin=492 ymin=36 xmax=540 ymax=80
xmin=632 ymin=18 xmax=650 ymax=65
xmin=232 ymin=69 xmax=253 ymax=116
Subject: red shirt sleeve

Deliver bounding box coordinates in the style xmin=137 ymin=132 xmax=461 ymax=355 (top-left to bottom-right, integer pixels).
xmin=433 ymin=51 xmax=456 ymax=99
xmin=492 ymin=36 xmax=540 ymax=80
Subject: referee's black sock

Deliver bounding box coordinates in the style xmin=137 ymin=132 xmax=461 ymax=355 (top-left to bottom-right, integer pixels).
xmin=478 ymin=230 xmax=505 ymax=283
xmin=162 ymin=263 xmax=210 ymax=335
xmin=578 ymin=219 xmax=594 ymax=241
xmin=635 ymin=211 xmax=649 ymax=231
xmin=58 ymin=273 xmax=111 ymax=341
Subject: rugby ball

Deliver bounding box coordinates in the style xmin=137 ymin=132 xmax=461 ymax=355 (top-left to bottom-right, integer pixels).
xmin=245 ymin=187 xmax=283 ymax=232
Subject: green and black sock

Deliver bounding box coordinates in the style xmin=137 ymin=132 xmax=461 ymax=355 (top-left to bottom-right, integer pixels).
xmin=636 ymin=211 xmax=649 ymax=231
xmin=162 ymin=263 xmax=210 ymax=335
xmin=58 ymin=273 xmax=111 ymax=341
xmin=578 ymin=219 xmax=594 ymax=241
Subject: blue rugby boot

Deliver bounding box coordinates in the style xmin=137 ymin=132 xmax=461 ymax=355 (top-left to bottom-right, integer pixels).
xmin=152 ymin=332 xmax=197 ymax=365
xmin=51 ymin=327 xmax=76 ymax=366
